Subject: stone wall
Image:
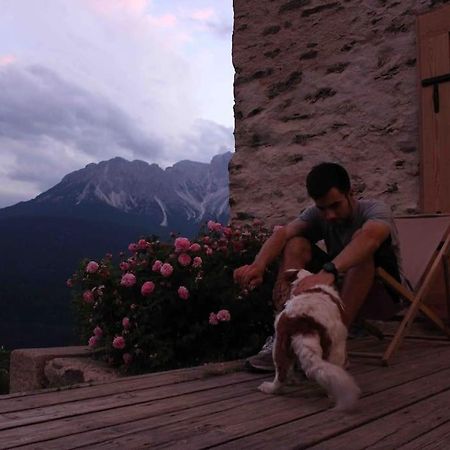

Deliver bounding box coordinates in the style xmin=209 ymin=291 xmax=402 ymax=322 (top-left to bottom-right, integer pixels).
xmin=230 ymin=0 xmax=450 ymax=225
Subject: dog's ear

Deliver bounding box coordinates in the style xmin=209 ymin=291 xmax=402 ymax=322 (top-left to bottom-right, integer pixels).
xmin=284 ymin=269 xmax=300 ymax=284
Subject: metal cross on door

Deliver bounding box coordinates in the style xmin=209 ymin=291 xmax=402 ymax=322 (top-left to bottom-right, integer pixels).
xmin=418 ymin=5 xmax=450 ymax=213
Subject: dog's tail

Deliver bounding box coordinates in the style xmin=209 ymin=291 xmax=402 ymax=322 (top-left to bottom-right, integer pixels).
xmin=292 ymin=335 xmax=360 ymax=412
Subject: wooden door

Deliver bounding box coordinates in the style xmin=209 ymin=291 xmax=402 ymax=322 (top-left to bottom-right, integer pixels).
xmin=417 ymin=5 xmax=450 ymax=213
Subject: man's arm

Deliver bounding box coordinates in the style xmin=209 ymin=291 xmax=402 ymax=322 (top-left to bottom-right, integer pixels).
xmin=332 ymin=220 xmax=390 ymax=273
xmin=295 ymin=220 xmax=390 ymax=292
xmin=233 ymin=218 xmax=310 ymax=288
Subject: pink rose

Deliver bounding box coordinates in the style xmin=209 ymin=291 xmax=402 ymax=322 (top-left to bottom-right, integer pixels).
xmin=152 ymin=260 xmax=163 ymax=271
xmin=137 ymin=239 xmax=150 ymax=250
xmin=141 ymin=281 xmax=155 ymax=296
xmin=112 ymin=336 xmax=126 ymax=349
xmin=205 ymin=247 xmax=213 ymax=256
xmin=127 ymin=258 xmax=137 ymax=269
xmin=93 ymin=326 xmax=103 ymax=338
xmin=174 ymin=237 xmax=191 ymax=253
xmin=88 ymin=336 xmax=98 ymax=348
xmin=123 ymin=353 xmax=133 ymax=365
xmin=189 ymin=243 xmax=201 ymax=252
xmin=119 ymin=262 xmax=130 ymax=271
xmin=128 ymin=243 xmax=138 ymax=252
xmin=120 ymin=273 xmax=136 ymax=287
xmin=160 ymin=263 xmax=174 ymax=277
xmin=178 ymin=253 xmax=192 ymax=267
xmin=223 ymin=227 xmax=232 ymax=237
xmin=178 ymin=286 xmax=189 ymax=300
xmin=216 ymin=309 xmax=231 ymax=322
xmin=209 ymin=312 xmax=219 ymax=325
xmin=86 ymin=261 xmax=99 ymax=273
xmin=122 ymin=317 xmax=131 ymax=329
xmin=83 ymin=290 xmax=94 ymax=303
xmin=207 ymin=220 xmax=215 ymax=231
xmin=202 ymin=236 xmax=211 ymax=244
xmin=192 ymin=256 xmax=202 ymax=268
xmin=66 ymin=278 xmax=73 ymax=288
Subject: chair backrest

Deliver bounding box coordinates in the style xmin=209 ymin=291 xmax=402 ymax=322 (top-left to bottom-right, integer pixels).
xmin=394 ymin=215 xmax=450 ymax=290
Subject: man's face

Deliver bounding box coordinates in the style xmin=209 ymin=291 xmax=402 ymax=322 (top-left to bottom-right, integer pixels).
xmin=314 ymin=187 xmax=353 ymax=224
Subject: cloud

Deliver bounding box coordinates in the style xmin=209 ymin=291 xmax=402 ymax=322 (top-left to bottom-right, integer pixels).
xmin=0 ymin=64 xmax=163 ymax=205
xmin=0 ymin=65 xmax=162 ymax=159
xmin=87 ymin=0 xmax=148 ymax=17
xmin=0 ymin=0 xmax=235 ymax=208
xmin=191 ymin=8 xmax=215 ymax=21
xmin=0 ymin=55 xmax=17 ymax=67
xmin=0 ymin=64 xmax=234 ymax=207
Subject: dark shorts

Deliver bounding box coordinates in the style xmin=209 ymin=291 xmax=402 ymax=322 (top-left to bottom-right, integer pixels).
xmin=306 ymin=241 xmax=402 ymax=321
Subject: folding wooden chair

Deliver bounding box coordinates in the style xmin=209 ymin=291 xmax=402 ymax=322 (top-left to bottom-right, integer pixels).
xmin=350 ymin=214 xmax=450 ymax=365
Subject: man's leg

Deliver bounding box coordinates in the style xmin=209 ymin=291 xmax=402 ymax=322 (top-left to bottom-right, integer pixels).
xmin=340 ymin=257 xmax=375 ymax=327
xmin=272 ymin=236 xmax=313 ymax=311
xmin=246 ymin=237 xmax=313 ymax=372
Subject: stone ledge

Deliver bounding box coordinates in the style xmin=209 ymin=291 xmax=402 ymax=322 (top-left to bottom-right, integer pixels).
xmin=44 ymin=357 xmax=118 ymax=388
xmin=9 ymin=346 xmax=247 ymax=394
xmin=9 ymin=346 xmax=115 ymax=393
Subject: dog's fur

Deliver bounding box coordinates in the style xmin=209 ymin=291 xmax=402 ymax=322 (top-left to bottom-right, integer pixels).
xmin=258 ymin=269 xmax=360 ymax=412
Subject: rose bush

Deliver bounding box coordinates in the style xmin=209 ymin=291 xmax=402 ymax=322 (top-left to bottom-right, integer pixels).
xmin=70 ymin=220 xmax=277 ymax=373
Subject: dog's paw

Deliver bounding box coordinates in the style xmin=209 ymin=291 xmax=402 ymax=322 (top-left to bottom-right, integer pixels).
xmin=258 ymin=381 xmax=279 ymax=394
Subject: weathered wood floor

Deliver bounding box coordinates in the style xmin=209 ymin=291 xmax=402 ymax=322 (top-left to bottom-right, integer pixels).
xmin=2 ymin=337 xmax=450 ymax=449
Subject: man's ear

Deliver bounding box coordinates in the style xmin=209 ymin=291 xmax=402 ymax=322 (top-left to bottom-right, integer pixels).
xmin=284 ymin=269 xmax=300 ymax=283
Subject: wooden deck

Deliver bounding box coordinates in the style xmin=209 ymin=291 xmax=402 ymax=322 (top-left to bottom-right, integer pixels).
xmin=2 ymin=337 xmax=450 ymax=449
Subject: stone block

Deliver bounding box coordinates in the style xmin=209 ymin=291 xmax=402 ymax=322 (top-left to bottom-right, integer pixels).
xmin=9 ymin=346 xmax=92 ymax=393
xmin=44 ymin=357 xmax=118 ymax=388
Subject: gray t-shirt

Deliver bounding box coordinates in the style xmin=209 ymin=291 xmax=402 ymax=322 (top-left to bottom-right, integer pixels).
xmin=299 ymin=199 xmax=402 ymax=278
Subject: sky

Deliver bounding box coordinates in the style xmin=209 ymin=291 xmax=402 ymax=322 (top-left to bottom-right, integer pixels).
xmin=0 ymin=0 xmax=235 ymax=208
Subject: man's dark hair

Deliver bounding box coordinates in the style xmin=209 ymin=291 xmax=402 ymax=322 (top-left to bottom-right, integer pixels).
xmin=306 ymin=162 xmax=351 ymax=199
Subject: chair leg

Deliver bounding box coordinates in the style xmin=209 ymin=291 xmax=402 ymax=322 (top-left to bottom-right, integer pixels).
xmin=383 ymin=234 xmax=450 ymax=364
xmin=377 ymin=269 xmax=450 ymax=338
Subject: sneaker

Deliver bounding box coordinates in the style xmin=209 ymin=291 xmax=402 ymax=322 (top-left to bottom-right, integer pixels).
xmin=245 ymin=336 xmax=275 ymax=372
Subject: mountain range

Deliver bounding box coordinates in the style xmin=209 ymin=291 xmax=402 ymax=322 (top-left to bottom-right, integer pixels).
xmin=0 ymin=152 xmax=232 ymax=349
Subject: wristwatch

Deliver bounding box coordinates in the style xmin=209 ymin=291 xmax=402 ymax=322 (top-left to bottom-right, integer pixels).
xmin=322 ymin=262 xmax=339 ymax=280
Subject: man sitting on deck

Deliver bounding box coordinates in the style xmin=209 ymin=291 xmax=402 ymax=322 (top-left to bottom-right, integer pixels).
xmin=233 ymin=162 xmax=402 ymax=371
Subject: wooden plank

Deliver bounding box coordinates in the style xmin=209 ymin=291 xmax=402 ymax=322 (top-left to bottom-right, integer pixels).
xmin=20 ymin=344 xmax=450 ymax=450
xmin=210 ymin=368 xmax=450 ymax=450
xmin=1 ymin=341 xmax=445 ymax=448
xmin=0 ymin=337 xmax=384 ymax=415
xmin=0 ymin=338 xmax=417 ymax=422
xmin=0 ymin=358 xmax=246 ymax=400
xmin=397 ymin=419 xmax=450 ymax=449
xmin=0 ymin=371 xmax=268 ymax=431
xmin=0 ymin=359 xmax=247 ymax=413
xmin=417 ymin=3 xmax=450 ymax=37
xmin=0 ymin=356 xmax=380 ymax=445
xmin=418 ymin=30 xmax=450 ymax=213
xmin=307 ymin=388 xmax=450 ymax=448
xmin=0 ymin=376 xmax=273 ymax=448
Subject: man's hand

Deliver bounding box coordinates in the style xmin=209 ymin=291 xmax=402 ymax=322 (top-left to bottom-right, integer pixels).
xmin=292 ymin=270 xmax=335 ymax=296
xmin=233 ymin=263 xmax=265 ymax=290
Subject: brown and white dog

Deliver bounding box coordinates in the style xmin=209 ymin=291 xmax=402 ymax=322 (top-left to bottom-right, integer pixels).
xmin=258 ymin=269 xmax=360 ymax=411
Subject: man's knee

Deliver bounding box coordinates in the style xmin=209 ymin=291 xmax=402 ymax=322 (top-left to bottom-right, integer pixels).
xmin=349 ymin=255 xmax=375 ymax=272
xmin=282 ymin=236 xmax=312 ymax=262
